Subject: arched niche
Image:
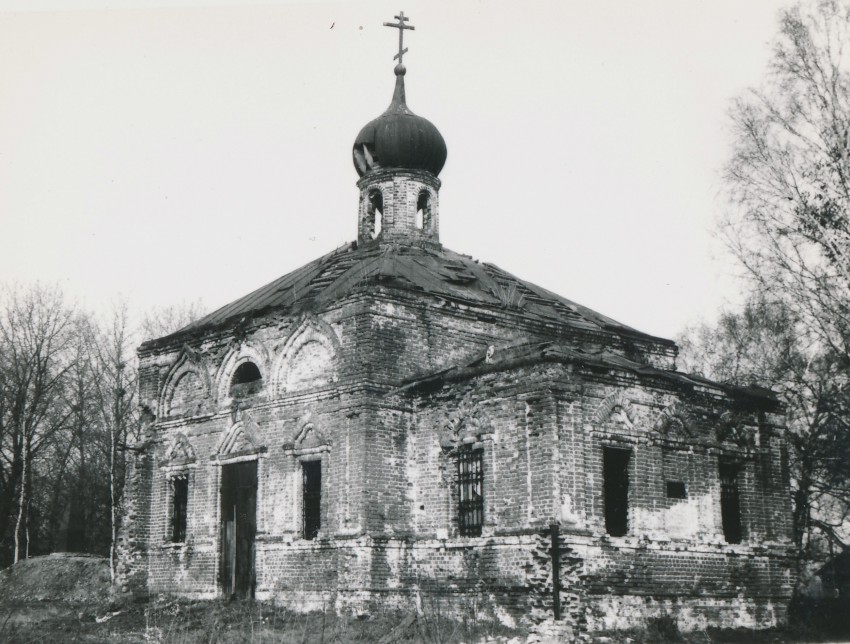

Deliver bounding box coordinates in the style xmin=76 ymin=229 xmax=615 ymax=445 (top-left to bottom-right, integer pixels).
xmin=159 ymin=350 xmax=212 ymax=419
xmin=272 ymin=318 xmax=341 ymax=395
xmin=590 ymin=391 xmax=638 ymax=431
xmin=652 ymin=401 xmax=696 ymax=442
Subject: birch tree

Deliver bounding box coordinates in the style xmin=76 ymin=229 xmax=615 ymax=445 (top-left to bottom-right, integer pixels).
xmin=89 ymin=303 xmax=137 ymax=581
xmin=723 ymin=0 xmax=850 ymax=358
xmin=679 ymin=298 xmax=850 ymax=562
xmin=700 ymin=0 xmax=850 ymax=564
xmin=0 ymin=285 xmax=75 ymax=564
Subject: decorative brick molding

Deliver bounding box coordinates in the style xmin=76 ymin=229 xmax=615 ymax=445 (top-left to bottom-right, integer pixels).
xmin=215 ymin=415 xmax=263 ymax=460
xmin=652 ymin=401 xmax=696 ymax=441
xmin=591 ymin=391 xmax=637 ymax=429
xmin=159 ymin=349 xmax=213 ymax=419
xmin=440 ymin=395 xmax=495 ymax=451
xmin=215 ymin=341 xmax=271 ymax=405
xmin=284 ymin=422 xmax=331 ymax=456
xmin=164 ymin=433 xmax=197 ymax=467
xmin=272 ymin=316 xmax=341 ymax=395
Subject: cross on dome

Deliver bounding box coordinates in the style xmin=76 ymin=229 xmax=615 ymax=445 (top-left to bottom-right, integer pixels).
xmin=383 ymin=11 xmax=415 ymax=66
xmin=352 ymin=11 xmax=446 ymax=184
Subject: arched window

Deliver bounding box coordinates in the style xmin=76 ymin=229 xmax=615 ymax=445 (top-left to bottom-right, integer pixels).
xmin=230 ymin=362 xmax=262 ymax=397
xmin=416 ymin=190 xmax=431 ymax=231
xmin=368 ymin=189 xmax=383 ymax=239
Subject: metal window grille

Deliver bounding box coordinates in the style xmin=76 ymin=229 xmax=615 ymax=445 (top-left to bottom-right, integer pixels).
xmin=302 ymin=461 xmax=321 ymax=540
xmin=457 ymin=448 xmax=484 ymax=537
xmin=171 ymin=475 xmax=188 ymax=543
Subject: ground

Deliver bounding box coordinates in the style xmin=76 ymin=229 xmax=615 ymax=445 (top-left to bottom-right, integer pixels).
xmin=0 ymin=555 xmax=838 ymax=643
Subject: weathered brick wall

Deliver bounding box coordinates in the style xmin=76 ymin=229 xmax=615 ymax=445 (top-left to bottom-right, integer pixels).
xmin=399 ymin=359 xmax=795 ymax=630
xmin=114 ymin=439 xmax=154 ymax=595
xmin=357 ymin=170 xmax=440 ymax=245
xmin=119 ymin=284 xmax=795 ymax=633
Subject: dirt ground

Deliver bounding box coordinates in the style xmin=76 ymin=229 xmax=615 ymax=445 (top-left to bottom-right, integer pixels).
xmin=0 ymin=555 xmax=837 ymax=643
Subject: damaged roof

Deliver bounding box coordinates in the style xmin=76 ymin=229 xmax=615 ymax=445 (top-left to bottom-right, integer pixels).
xmin=145 ymin=241 xmax=673 ymax=349
xmin=399 ymin=341 xmax=781 ymax=407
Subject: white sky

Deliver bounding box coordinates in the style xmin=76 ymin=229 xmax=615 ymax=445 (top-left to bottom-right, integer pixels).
xmin=0 ymin=0 xmax=786 ymax=340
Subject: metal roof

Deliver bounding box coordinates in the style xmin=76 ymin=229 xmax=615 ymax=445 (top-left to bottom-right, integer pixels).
xmin=143 ymin=241 xmax=672 ymax=350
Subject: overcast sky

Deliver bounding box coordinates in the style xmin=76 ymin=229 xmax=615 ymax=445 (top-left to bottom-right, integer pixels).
xmin=0 ymin=0 xmax=788 ymax=340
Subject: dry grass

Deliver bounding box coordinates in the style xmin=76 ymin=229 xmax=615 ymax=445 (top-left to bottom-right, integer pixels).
xmin=0 ymin=595 xmax=524 ymax=644
xmin=0 ymin=594 xmax=843 ymax=643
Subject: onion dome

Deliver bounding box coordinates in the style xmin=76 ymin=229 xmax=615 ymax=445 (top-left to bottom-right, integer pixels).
xmin=353 ymin=64 xmax=447 ymax=178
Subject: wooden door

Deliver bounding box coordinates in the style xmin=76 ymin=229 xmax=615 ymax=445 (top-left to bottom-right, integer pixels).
xmin=220 ymin=461 xmax=258 ymax=598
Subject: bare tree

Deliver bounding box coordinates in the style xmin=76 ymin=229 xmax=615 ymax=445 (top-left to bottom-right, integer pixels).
xmin=140 ymin=299 xmax=206 ymax=343
xmin=723 ymin=0 xmax=850 ymax=358
xmin=707 ymin=0 xmax=850 ymax=568
xmin=0 ymin=285 xmax=76 ymax=565
xmin=88 ymin=303 xmax=138 ymax=581
xmin=679 ymin=298 xmax=850 ymax=565
xmin=0 ymin=282 xmax=206 ymax=569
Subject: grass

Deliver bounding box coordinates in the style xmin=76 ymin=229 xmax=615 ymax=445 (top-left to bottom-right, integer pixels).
xmin=0 ymin=595 xmax=523 ymax=644
xmin=1 ymin=596 xmax=847 ymax=643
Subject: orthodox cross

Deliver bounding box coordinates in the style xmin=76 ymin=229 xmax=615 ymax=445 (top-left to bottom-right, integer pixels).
xmin=383 ymin=11 xmax=415 ymax=65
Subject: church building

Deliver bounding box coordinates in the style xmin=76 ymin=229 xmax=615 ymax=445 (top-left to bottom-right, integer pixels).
xmin=118 ymin=13 xmax=796 ymax=634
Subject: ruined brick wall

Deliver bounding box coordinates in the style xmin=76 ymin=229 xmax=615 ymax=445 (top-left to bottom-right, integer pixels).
xmin=119 ymin=284 xmax=794 ymax=633
xmin=396 ymin=359 xmax=795 ymax=631
xmin=114 ymin=439 xmax=154 ymax=595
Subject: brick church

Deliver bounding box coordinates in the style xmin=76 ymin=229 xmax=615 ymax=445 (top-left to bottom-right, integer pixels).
xmin=118 ymin=13 xmax=796 ymax=634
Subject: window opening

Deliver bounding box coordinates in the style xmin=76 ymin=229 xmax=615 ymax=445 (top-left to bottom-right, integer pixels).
xmin=171 ymin=475 xmax=188 ymax=543
xmin=302 ymin=460 xmax=321 ymax=540
xmin=603 ymin=447 xmax=630 ymax=537
xmin=231 ymin=362 xmax=262 ymax=397
xmin=666 ymin=481 xmax=687 ymax=499
xmin=457 ymin=447 xmax=484 ymax=536
xmin=416 ymin=190 xmax=431 ymax=231
xmin=719 ymin=462 xmax=742 ymax=544
xmin=368 ymin=190 xmax=383 ymax=239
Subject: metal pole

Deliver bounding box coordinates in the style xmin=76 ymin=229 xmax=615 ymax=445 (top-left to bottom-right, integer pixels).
xmin=550 ymin=523 xmax=561 ymax=620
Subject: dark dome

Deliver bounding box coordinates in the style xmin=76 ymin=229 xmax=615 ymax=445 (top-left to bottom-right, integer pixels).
xmin=353 ymin=65 xmax=447 ymax=178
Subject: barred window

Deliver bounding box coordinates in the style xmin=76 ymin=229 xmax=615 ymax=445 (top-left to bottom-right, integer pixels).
xmin=302 ymin=460 xmax=321 ymax=540
xmin=170 ymin=475 xmax=188 ymax=543
xmin=457 ymin=447 xmax=484 ymax=537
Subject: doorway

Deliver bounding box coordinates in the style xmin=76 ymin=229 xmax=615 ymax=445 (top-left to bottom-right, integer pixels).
xmin=220 ymin=460 xmax=258 ymax=599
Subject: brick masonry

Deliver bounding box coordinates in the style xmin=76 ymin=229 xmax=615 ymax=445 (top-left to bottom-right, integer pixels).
xmin=117 ymin=279 xmax=797 ymax=634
